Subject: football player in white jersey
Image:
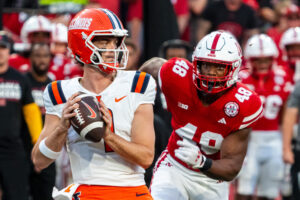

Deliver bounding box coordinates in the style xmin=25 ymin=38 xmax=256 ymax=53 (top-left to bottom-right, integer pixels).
xmin=31 ymin=8 xmax=156 ymax=200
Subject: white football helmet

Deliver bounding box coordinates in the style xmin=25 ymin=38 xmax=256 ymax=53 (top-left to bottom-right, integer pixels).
xmin=192 ymin=31 xmax=242 ymax=93
xmin=51 ymin=23 xmax=68 ymax=43
xmin=280 ymin=27 xmax=300 ymax=50
xmin=244 ymin=34 xmax=278 ymax=59
xmin=21 ymin=15 xmax=52 ymax=43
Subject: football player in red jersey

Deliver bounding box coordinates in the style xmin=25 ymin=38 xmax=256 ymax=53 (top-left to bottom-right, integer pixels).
xmin=9 ymin=15 xmax=52 ymax=73
xmin=236 ymin=34 xmax=292 ymax=200
xmin=31 ymin=8 xmax=156 ymax=200
xmin=150 ymin=31 xmax=263 ymax=200
xmin=280 ymin=27 xmax=300 ymax=83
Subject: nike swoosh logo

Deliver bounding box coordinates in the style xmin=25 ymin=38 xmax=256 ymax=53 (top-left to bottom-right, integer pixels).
xmin=115 ymin=95 xmax=127 ymax=102
xmin=82 ymin=101 xmax=97 ymax=119
xmin=136 ymin=193 xmax=147 ymax=197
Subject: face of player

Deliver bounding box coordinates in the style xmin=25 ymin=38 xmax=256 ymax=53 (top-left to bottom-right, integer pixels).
xmin=286 ymin=44 xmax=300 ymax=63
xmin=0 ymin=46 xmax=9 ymax=67
xmin=92 ymin=36 xmax=120 ymax=64
xmin=200 ymin=62 xmax=228 ymax=78
xmin=28 ymin=32 xmax=51 ymax=44
xmin=165 ymin=48 xmax=187 ymax=60
xmin=198 ymin=61 xmax=229 ymax=89
xmin=30 ymin=45 xmax=51 ymax=76
xmin=250 ymin=57 xmax=273 ymax=74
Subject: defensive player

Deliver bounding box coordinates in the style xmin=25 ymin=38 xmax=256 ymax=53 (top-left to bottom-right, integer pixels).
xmin=237 ymin=34 xmax=292 ymax=200
xmin=150 ymin=31 xmax=263 ymax=200
xmin=31 ymin=8 xmax=156 ymax=200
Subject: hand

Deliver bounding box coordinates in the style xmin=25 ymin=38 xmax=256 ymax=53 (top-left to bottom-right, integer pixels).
xmin=283 ymin=148 xmax=294 ymax=164
xmin=58 ymin=92 xmax=81 ymax=134
xmin=175 ymin=139 xmax=205 ymax=169
xmin=98 ymin=100 xmax=113 ymax=140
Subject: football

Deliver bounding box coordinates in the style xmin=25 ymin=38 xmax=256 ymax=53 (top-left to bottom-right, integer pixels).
xmin=70 ymin=94 xmax=105 ymax=142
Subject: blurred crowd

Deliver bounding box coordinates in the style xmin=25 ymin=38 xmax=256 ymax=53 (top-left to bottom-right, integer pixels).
xmin=0 ymin=0 xmax=300 ymax=200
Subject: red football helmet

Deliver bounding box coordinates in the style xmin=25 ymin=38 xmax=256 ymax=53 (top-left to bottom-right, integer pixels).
xmin=192 ymin=31 xmax=242 ymax=94
xmin=68 ymin=8 xmax=128 ymax=73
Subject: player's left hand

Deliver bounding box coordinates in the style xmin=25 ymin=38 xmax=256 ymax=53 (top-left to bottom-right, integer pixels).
xmin=175 ymin=139 xmax=206 ymax=169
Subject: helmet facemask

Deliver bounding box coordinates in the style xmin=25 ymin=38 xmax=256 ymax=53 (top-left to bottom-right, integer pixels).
xmin=85 ymin=29 xmax=129 ymax=73
xmin=193 ymin=58 xmax=235 ymax=94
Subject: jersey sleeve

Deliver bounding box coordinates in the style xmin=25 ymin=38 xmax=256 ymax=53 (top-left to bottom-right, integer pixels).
xmin=43 ymin=81 xmax=66 ymax=118
xmin=158 ymin=58 xmax=192 ymax=98
xmin=138 ymin=74 xmax=157 ymax=105
xmin=237 ymin=88 xmax=263 ymax=130
xmin=288 ymin=82 xmax=300 ymax=108
xmin=130 ymin=71 xmax=157 ymax=111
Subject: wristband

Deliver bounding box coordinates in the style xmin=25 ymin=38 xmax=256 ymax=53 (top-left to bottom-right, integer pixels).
xmin=201 ymin=156 xmax=212 ymax=172
xmin=39 ymin=138 xmax=61 ymax=159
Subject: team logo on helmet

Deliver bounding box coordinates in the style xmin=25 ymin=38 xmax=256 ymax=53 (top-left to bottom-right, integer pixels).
xmin=224 ymin=102 xmax=239 ymax=117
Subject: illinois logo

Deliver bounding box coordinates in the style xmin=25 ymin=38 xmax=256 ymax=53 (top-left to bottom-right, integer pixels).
xmin=224 ymin=102 xmax=239 ymax=117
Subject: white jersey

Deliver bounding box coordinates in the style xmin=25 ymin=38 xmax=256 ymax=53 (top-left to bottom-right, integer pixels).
xmin=43 ymin=70 xmax=156 ymax=186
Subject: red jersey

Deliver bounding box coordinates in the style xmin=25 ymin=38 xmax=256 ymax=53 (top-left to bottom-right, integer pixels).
xmin=159 ymin=58 xmax=263 ymax=171
xmin=9 ymin=54 xmax=30 ymax=73
xmin=48 ymin=54 xmax=83 ymax=80
xmin=241 ymin=68 xmax=293 ymax=131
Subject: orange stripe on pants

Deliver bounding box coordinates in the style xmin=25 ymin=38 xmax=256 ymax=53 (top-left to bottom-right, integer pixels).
xmin=73 ymin=185 xmax=153 ymax=200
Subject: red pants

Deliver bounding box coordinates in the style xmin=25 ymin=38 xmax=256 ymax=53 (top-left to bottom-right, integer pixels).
xmin=72 ymin=185 xmax=153 ymax=200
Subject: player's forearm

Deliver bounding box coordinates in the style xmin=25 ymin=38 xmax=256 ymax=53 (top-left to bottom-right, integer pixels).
xmin=32 ymin=126 xmax=67 ymax=171
xmin=203 ymin=158 xmax=243 ymax=181
xmin=104 ymin=134 xmax=154 ymax=169
xmin=282 ymin=109 xmax=297 ymax=150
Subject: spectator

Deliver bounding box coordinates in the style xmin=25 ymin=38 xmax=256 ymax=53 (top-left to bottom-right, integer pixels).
xmin=0 ymin=31 xmax=42 ymax=200
xmin=159 ymin=39 xmax=193 ymax=61
xmin=125 ymin=38 xmax=140 ymax=70
xmin=25 ymin=43 xmax=55 ymax=200
xmin=267 ymin=3 xmax=300 ymax=66
xmin=197 ymin=0 xmax=259 ymax=44
xmin=283 ymin=81 xmax=300 ymax=200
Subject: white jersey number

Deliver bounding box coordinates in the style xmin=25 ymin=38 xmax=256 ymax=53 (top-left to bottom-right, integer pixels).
xmin=175 ymin=123 xmax=224 ymax=155
xmin=172 ymin=60 xmax=189 ymax=77
xmin=235 ymin=87 xmax=252 ymax=103
xmin=260 ymin=95 xmax=283 ymax=120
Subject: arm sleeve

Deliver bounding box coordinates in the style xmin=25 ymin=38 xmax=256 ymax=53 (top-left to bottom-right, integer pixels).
xmin=287 ymin=82 xmax=300 ymax=108
xmin=23 ymin=103 xmax=43 ymax=144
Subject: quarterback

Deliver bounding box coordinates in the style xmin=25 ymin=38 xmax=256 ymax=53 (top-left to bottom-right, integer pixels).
xmin=31 ymin=8 xmax=156 ymax=200
xmin=150 ymin=31 xmax=263 ymax=200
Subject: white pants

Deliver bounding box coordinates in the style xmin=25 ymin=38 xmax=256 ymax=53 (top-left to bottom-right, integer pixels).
xmin=237 ymin=131 xmax=284 ymax=198
xmin=150 ymin=151 xmax=229 ymax=200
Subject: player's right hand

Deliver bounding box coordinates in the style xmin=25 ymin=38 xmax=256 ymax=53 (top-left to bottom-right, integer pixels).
xmin=175 ymin=139 xmax=206 ymax=169
xmin=58 ymin=92 xmax=81 ymax=134
xmin=283 ymin=148 xmax=294 ymax=164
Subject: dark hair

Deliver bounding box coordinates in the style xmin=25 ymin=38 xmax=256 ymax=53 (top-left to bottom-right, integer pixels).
xmin=159 ymin=39 xmax=193 ymax=61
